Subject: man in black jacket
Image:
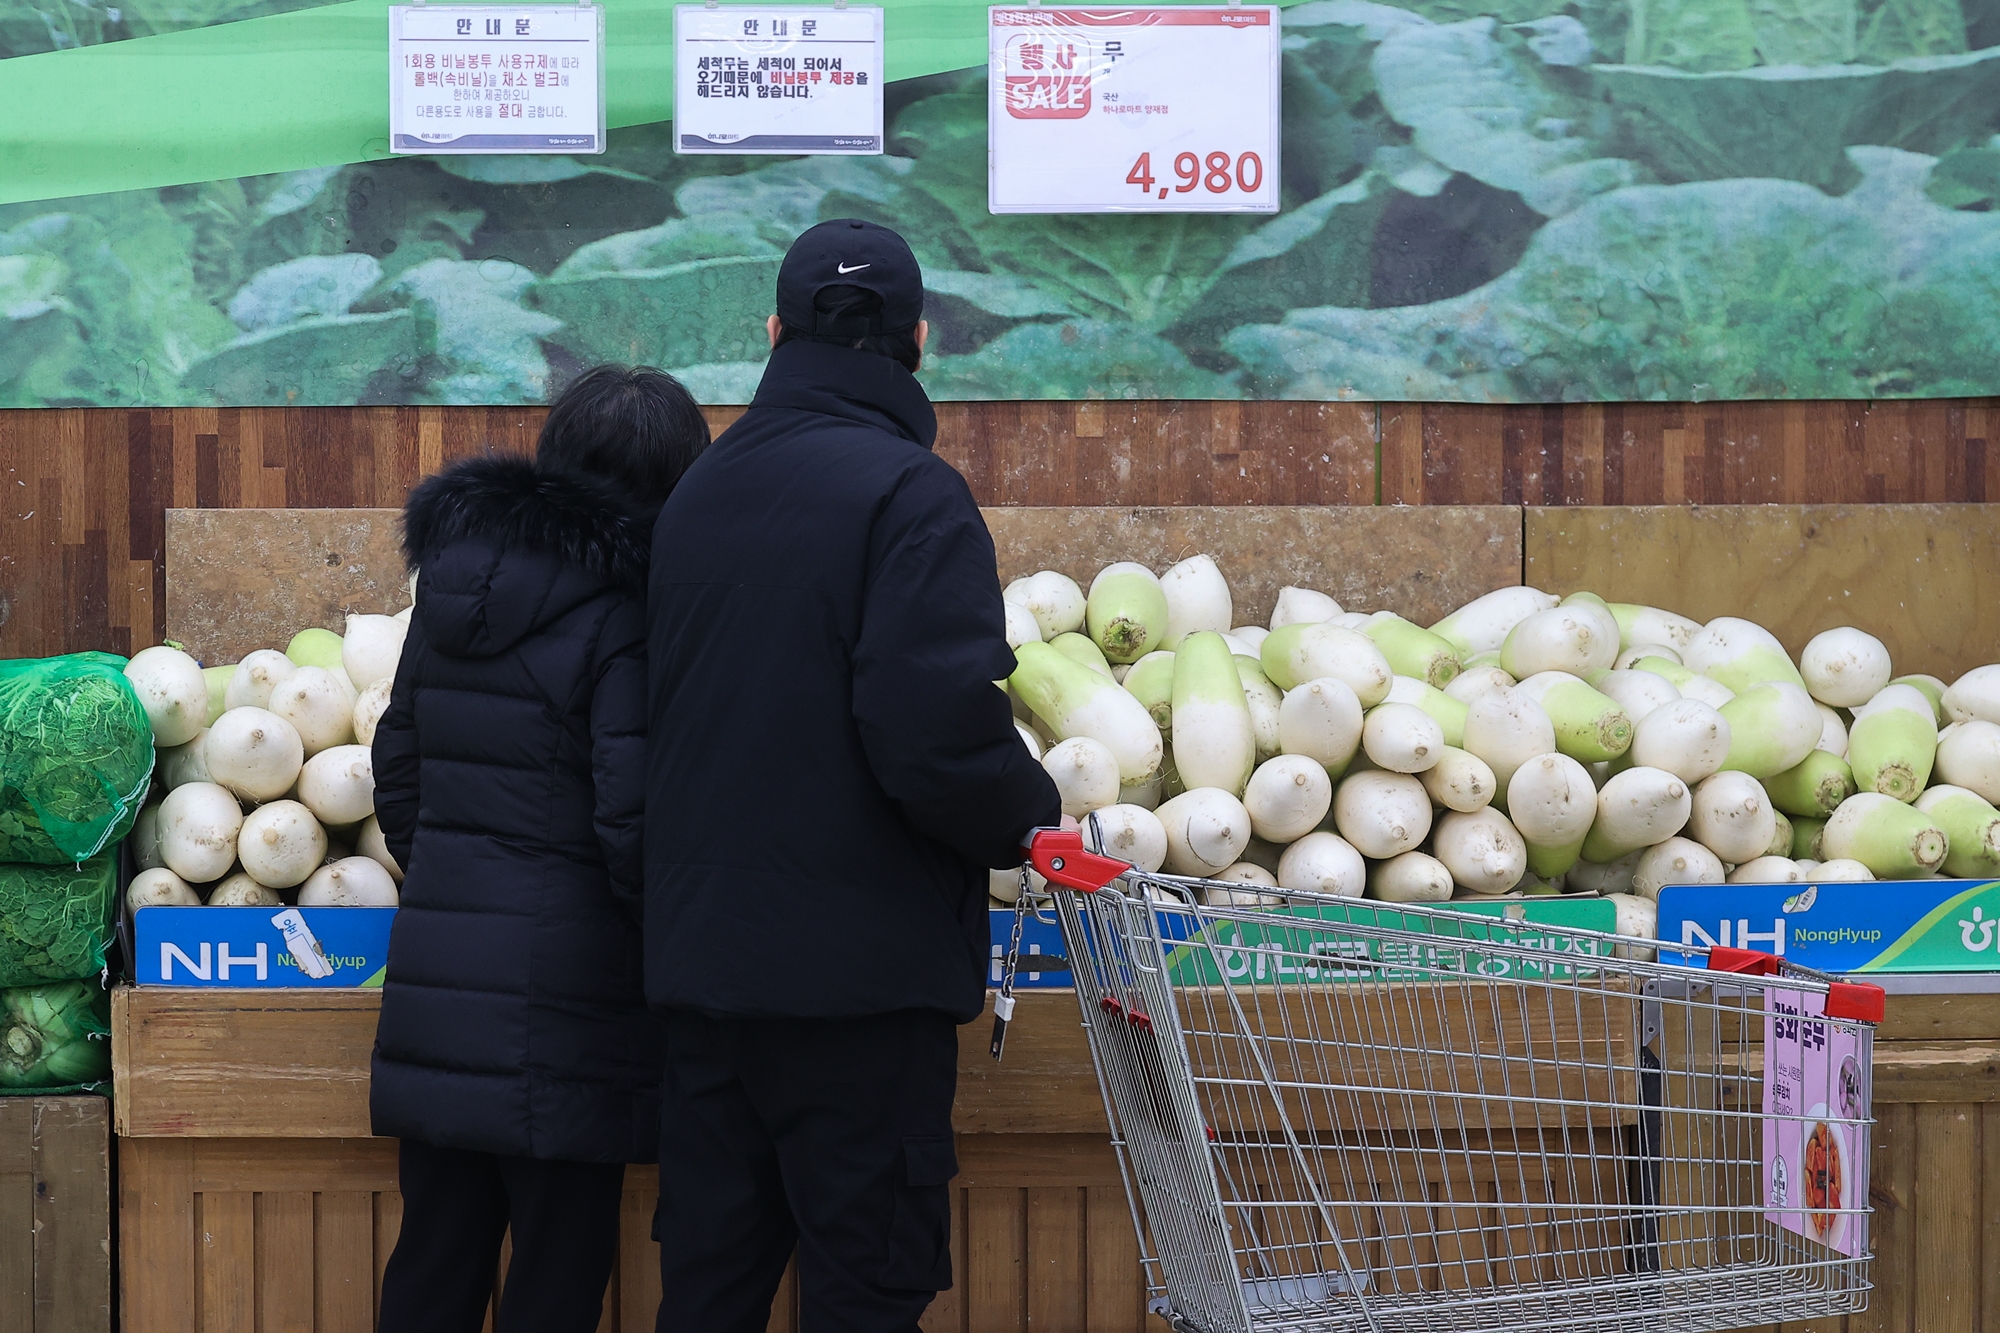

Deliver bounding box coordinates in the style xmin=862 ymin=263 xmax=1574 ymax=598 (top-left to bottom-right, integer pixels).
xmin=644 ymin=221 xmax=1062 ymax=1330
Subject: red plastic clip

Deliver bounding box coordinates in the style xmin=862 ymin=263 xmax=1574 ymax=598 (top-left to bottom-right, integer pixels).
xmin=1706 ymin=946 xmax=1783 ymax=976
xmin=1025 ymin=827 xmax=1132 ymax=893
xmin=1126 ymin=1008 xmax=1154 ymax=1033
xmin=1825 ymin=981 xmax=1886 ymax=1025
xmin=1100 ymin=997 xmax=1124 ymax=1019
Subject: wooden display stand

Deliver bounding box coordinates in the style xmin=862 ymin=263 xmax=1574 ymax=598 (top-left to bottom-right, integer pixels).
xmin=0 ymin=1096 xmax=111 ymax=1333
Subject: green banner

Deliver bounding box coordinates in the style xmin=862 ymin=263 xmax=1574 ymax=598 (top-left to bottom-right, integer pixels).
xmin=1856 ymin=880 xmax=2000 ymax=971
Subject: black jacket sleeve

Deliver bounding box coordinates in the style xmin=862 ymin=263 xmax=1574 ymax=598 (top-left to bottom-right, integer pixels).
xmin=370 ymin=613 xmax=424 ymax=873
xmin=588 ymin=596 xmax=649 ymax=920
xmin=851 ymin=460 xmax=1063 ymax=868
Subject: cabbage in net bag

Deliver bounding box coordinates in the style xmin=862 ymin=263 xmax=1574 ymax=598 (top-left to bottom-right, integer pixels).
xmin=0 ymin=978 xmax=110 ymax=1095
xmin=0 ymin=854 xmax=118 ymax=990
xmin=0 ymin=653 xmax=155 ymax=864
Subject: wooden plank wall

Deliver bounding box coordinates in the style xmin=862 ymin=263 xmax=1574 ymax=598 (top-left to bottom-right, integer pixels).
xmin=4 ymin=399 xmax=1998 ymax=659
xmin=0 ymin=1097 xmax=112 ymax=1333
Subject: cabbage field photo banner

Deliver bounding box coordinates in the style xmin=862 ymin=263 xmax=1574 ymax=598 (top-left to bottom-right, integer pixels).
xmin=3 ymin=0 xmax=1999 ymax=406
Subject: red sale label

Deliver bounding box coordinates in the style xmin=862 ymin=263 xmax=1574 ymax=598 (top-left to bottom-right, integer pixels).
xmin=1001 ymin=32 xmax=1093 ymax=119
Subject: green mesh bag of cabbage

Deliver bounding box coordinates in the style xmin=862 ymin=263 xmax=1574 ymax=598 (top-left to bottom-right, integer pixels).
xmin=0 ymin=854 xmax=118 ymax=990
xmin=0 ymin=978 xmax=110 ymax=1095
xmin=0 ymin=652 xmax=155 ymax=864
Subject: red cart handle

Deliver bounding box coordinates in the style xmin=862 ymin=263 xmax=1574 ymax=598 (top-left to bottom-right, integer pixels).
xmin=1707 ymin=947 xmax=1783 ymax=976
xmin=1706 ymin=947 xmax=1885 ymax=1025
xmin=1023 ymin=827 xmax=1131 ymax=893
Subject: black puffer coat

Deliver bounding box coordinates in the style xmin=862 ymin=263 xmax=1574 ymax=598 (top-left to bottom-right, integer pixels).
xmin=370 ymin=454 xmax=660 ymax=1164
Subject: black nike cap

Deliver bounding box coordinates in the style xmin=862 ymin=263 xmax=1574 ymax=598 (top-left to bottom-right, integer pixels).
xmin=775 ymin=219 xmax=924 ymax=336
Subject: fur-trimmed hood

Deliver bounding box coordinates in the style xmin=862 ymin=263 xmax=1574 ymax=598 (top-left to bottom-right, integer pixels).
xmin=402 ymin=453 xmax=652 ymax=589
xmin=402 ymin=454 xmax=652 ymax=659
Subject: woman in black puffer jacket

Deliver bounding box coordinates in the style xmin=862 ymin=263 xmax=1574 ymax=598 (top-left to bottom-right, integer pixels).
xmin=370 ymin=367 xmax=708 ymax=1333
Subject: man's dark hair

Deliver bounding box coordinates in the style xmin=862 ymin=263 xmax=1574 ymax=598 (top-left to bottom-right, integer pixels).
xmin=537 ymin=364 xmax=710 ymax=505
xmin=774 ymin=285 xmax=922 ymax=372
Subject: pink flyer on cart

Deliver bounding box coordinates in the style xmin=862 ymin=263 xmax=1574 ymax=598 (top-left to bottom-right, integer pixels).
xmin=1763 ymin=988 xmax=1870 ymax=1257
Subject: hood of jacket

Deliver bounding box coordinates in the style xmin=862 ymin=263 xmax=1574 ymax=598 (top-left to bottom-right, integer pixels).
xmin=749 ymin=339 xmax=939 ymax=450
xmin=401 ymin=454 xmax=651 ymax=658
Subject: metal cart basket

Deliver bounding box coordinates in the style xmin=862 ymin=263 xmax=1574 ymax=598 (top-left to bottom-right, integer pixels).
xmin=1005 ymin=830 xmax=1886 ymax=1333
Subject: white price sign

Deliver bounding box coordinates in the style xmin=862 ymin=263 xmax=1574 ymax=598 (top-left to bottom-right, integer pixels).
xmin=674 ymin=5 xmax=884 ymax=154
xmin=987 ymin=6 xmax=1280 ymax=214
xmin=390 ymin=4 xmax=605 ymax=154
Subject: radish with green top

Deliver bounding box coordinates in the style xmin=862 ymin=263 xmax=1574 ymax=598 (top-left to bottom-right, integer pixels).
xmin=1277 ymin=677 xmax=1364 ymax=773
xmin=1086 ymin=563 xmax=1170 ymax=664
xmin=356 ymin=814 xmax=403 ymax=883
xmin=1800 ymin=628 xmax=1890 ymax=707
xmin=1276 ymin=832 xmax=1366 ymax=897
xmin=1122 ymin=652 xmax=1176 ymax=728
xmin=1050 ymin=632 xmax=1116 ymax=681
xmin=1460 ymin=687 xmax=1556 ymax=797
xmin=1913 ymin=785 xmax=2000 ymax=879
xmin=1158 ymin=554 xmax=1232 ymax=648
xmin=1499 ymin=606 xmax=1617 ymax=679
xmin=1943 ymin=664 xmax=2000 ymax=726
xmin=124 ymin=646 xmax=209 ymax=747
xmin=1846 ymin=697 xmax=1936 ymax=802
xmin=1270 ymin=586 xmax=1341 ymax=630
xmin=1628 ymin=698 xmax=1731 ymax=785
xmin=1433 ymin=808 xmax=1526 ymax=895
xmin=1367 ymin=851 xmax=1454 ymax=903
xmin=1608 ymin=603 xmax=1701 ymax=653
xmin=224 ymin=649 xmax=299 ymax=711
xmin=1082 ymin=803 xmax=1168 ymax=874
xmin=1816 ymin=704 xmax=1848 ymax=756
xmin=1333 ymin=771 xmax=1432 ymax=858
xmin=237 ymin=800 xmax=328 ymax=889
xmin=1890 ymin=674 xmax=1948 ymax=724
xmin=1419 ymin=747 xmax=1496 ymax=813
xmin=1716 ymin=682 xmax=1821 ymax=779
xmin=1513 ymin=671 xmax=1633 ymax=762
xmin=352 ymin=678 xmax=393 ymax=748
xmin=299 ymin=856 xmax=400 ymax=906
xmin=1043 ymin=737 xmax=1121 ymax=817
xmin=1593 ymin=669 xmax=1679 ymax=725
xmin=1172 ymin=632 xmax=1256 ymax=795
xmin=208 ymin=873 xmax=283 ymax=906
xmin=128 ymin=867 xmax=201 ymax=910
xmin=1005 ymin=571 xmax=1087 ymax=640
xmin=1820 ymin=793 xmax=1947 ymax=878
xmin=1427 ymin=586 xmax=1557 ymax=659
xmin=1580 ymin=767 xmax=1690 ymax=862
xmin=1683 ymin=618 xmax=1805 ymax=693
xmin=1361 ymin=702 xmax=1444 ymax=774
xmin=1506 ymin=752 xmax=1597 ymax=877
xmin=1010 ymin=641 xmax=1163 ymax=784
xmin=204 ymin=706 xmax=304 ymax=803
xmin=1813 ymin=858 xmax=1875 ymax=881
xmin=1792 ymin=815 xmax=1828 ymax=859
xmin=1236 ymin=659 xmax=1283 ymax=763
xmin=1687 ymin=771 xmax=1777 ymax=864
xmin=159 ymin=782 xmax=244 ymax=883
xmin=1854 ymin=683 xmax=1936 ymax=723
xmin=269 ymin=666 xmax=356 ymax=756
xmin=1260 ymin=623 xmax=1392 ymax=704
xmin=1443 ymin=665 xmax=1514 ymax=705
xmin=1155 ymin=788 xmax=1252 ymax=876
xmin=1242 ymin=755 xmax=1333 ymax=843
xmin=1362 ymin=613 xmax=1460 ymax=688
xmin=286 ymin=627 xmax=345 ymax=671
xmin=1935 ymin=720 xmax=2000 ymax=803
xmin=1767 ymin=809 xmax=1795 ymax=859
xmin=1385 ymin=675 xmax=1469 ymax=747
xmin=202 ymin=666 xmax=234 ymax=726
xmin=1003 ymin=600 xmax=1043 ymax=650
xmin=1763 ymin=749 xmax=1854 ymax=818
xmin=1631 ymin=837 xmax=1725 ymax=901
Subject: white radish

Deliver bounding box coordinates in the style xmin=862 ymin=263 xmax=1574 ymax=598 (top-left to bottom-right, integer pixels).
xmin=1010 ymin=642 xmax=1163 ymax=784
xmin=1580 ymin=767 xmax=1691 ymax=861
xmin=1716 ymin=681 xmax=1822 ymax=779
xmin=1419 ymin=747 xmax=1496 ymax=813
xmin=298 ymin=856 xmax=400 ymax=906
xmin=1728 ymin=856 xmax=1803 ymax=884
xmin=351 ymin=678 xmax=394 ymax=748
xmin=1332 ymin=771 xmax=1432 ymax=859
xmin=1629 ymin=698 xmax=1731 ymax=785
xmin=1506 ymin=752 xmax=1597 ymax=877
xmin=1615 ymin=643 xmax=1681 ymax=670
xmin=1943 ymin=664 xmax=2000 ymax=725
xmin=1822 ymin=792 xmax=1948 ymax=878
xmin=133 ymin=802 xmax=165 ymax=871
xmin=237 ymin=800 xmax=328 ymax=888
xmin=1593 ymin=669 xmax=1680 ymax=725
xmin=1004 ymin=600 xmax=1043 ymax=650
xmin=1680 ymin=676 xmax=1737 ymax=710
xmin=1631 ymin=837 xmax=1725 ymax=901
xmin=987 ymin=866 xmax=1046 ymax=905
xmin=342 ymin=613 xmax=408 ymax=692
xmin=1277 ymin=677 xmax=1364 ymax=772
xmin=1361 ymin=702 xmax=1443 ymax=774
xmin=1276 ymin=832 xmax=1366 ymax=898
xmin=224 ymin=649 xmax=299 ymax=711
xmin=1230 ymin=626 xmax=1271 ymax=650
xmin=1004 ymin=571 xmax=1087 ymax=640
xmin=1460 ymin=687 xmax=1556 ymax=795
xmin=1811 ymin=858 xmax=1875 ymax=882
xmin=1172 ymin=633 xmax=1256 ymax=795
xmin=356 ymin=814 xmax=404 ymax=883
xmin=207 ymin=873 xmax=283 ymax=906
xmin=124 ymin=646 xmax=209 ymax=747
xmin=1800 ymin=628 xmax=1891 ymax=707
xmin=1433 ymin=808 xmax=1526 ymax=895
xmin=1201 ymin=864 xmax=1282 ymax=907
xmin=159 ymin=782 xmax=245 ymax=883
xmin=1443 ymin=665 xmax=1515 ymax=705
xmin=1891 ymin=674 xmax=1949 ymax=724
xmin=1608 ymin=603 xmax=1701 ymax=654
xmin=1683 ymin=617 xmax=1805 ymax=693
xmin=1816 ymin=703 xmax=1849 ymax=756
xmin=1368 ymin=851 xmax=1454 ymax=903
xmin=1082 ymin=804 xmax=1168 ymax=874
xmin=1567 ymin=851 xmax=1642 ymax=896
xmin=204 ymin=706 xmax=305 ymax=803
xmin=1935 ymin=720 xmax=2000 ymax=804
xmin=1428 ymin=586 xmax=1558 ymax=659
xmin=1688 ymin=771 xmax=1778 ymax=864
xmin=128 ymin=866 xmax=201 ymax=910
xmin=1236 ymin=660 xmax=1283 ymax=764
xmin=1155 ymin=788 xmax=1253 ymax=877
xmin=160 ymin=731 xmax=215 ymax=789
xmin=1242 ymin=755 xmax=1333 ymax=843
xmin=1269 ymin=586 xmax=1341 ymax=630
xmin=1499 ymin=606 xmax=1617 ymax=678
xmin=269 ymin=666 xmax=356 ymax=756
xmin=1260 ymin=623 xmax=1392 ymax=704
xmin=1014 ymin=721 xmax=1043 ymax=760
xmin=1853 ymin=682 xmax=1937 ymax=722
xmin=1604 ymin=894 xmax=1658 ymax=960
xmin=1043 ymin=737 xmax=1121 ymax=817
xmin=297 ymin=745 xmax=377 ymax=827
xmin=1159 ymin=554 xmax=1232 ymax=647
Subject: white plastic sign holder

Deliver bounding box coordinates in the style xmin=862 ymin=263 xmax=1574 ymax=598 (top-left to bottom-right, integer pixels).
xmin=673 ymin=3 xmax=886 ymax=154
xmin=390 ymin=0 xmax=607 ymax=155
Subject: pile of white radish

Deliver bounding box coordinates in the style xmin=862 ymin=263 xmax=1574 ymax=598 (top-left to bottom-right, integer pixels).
xmin=123 ymin=609 xmax=412 ymax=913
xmin=997 ymin=558 xmax=2000 ymax=952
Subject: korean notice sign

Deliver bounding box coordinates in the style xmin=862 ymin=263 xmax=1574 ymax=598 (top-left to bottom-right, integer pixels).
xmin=987 ymin=6 xmax=1280 ymax=214
xmin=1763 ymin=987 xmax=1870 ymax=1258
xmin=390 ymin=5 xmax=605 ymax=154
xmin=674 ymin=5 xmax=885 ymax=154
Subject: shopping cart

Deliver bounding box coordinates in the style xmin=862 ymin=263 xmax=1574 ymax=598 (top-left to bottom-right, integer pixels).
xmin=996 ymin=828 xmax=1886 ymax=1333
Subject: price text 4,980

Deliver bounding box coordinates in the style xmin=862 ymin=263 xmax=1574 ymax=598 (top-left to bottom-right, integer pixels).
xmin=1126 ymin=150 xmax=1263 ymax=199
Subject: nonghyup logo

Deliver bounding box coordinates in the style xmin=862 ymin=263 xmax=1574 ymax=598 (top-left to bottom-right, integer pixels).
xmin=1960 ymin=905 xmax=1997 ymax=955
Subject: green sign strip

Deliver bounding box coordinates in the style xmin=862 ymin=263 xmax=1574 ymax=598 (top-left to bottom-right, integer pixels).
xmin=0 ymin=0 xmax=1308 ymax=209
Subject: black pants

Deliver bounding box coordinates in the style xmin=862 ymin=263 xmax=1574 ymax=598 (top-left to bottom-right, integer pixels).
xmin=376 ymin=1139 xmax=627 ymax=1333
xmin=655 ymin=1008 xmax=960 ymax=1333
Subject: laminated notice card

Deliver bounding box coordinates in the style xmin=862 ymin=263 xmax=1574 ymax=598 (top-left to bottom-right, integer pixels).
xmin=674 ymin=5 xmax=885 ymax=154
xmin=390 ymin=4 xmax=606 ymax=154
xmin=987 ymin=6 xmax=1280 ymax=214
xmin=1763 ymin=987 xmax=1870 ymax=1258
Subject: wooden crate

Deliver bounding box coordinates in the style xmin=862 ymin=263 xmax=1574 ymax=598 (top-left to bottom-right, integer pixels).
xmin=0 ymin=1096 xmax=111 ymax=1333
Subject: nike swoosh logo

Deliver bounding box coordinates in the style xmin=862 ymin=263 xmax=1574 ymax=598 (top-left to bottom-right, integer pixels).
xmin=836 ymin=262 xmax=871 ymax=274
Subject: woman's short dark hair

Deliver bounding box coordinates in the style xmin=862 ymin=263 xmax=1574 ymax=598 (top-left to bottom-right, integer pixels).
xmin=537 ymin=365 xmax=710 ymax=506
xmin=773 ymin=284 xmax=922 ymax=372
